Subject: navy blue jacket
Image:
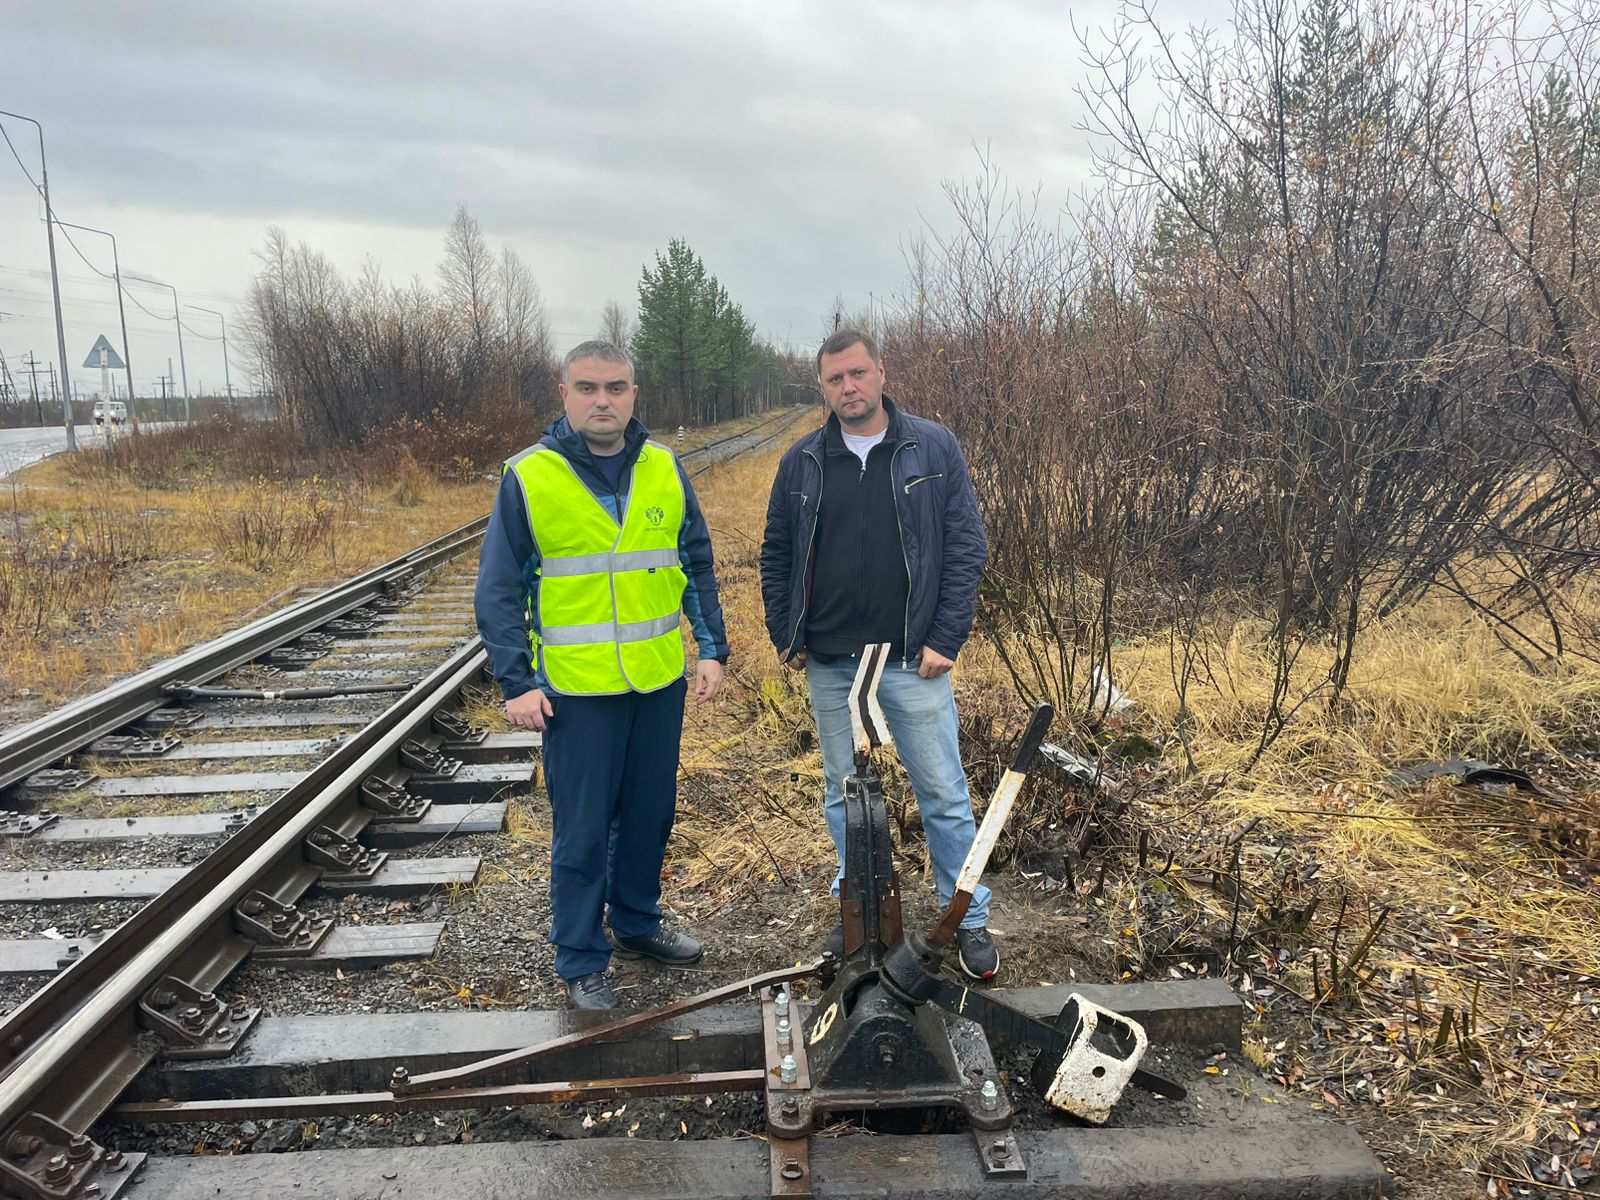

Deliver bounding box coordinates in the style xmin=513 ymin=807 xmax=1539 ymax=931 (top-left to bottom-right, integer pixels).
xmin=759 ymin=396 xmax=986 ymax=662
xmin=475 ymin=415 xmax=728 ymax=699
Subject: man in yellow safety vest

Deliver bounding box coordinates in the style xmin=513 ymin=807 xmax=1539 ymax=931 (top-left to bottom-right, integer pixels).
xmin=475 ymin=340 xmax=728 ymax=1010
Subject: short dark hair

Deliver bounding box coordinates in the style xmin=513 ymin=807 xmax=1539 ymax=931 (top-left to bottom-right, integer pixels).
xmin=815 ymin=328 xmax=880 ymax=374
xmin=563 ymin=339 xmax=633 ymax=381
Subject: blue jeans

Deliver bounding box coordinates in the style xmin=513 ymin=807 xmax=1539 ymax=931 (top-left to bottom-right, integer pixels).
xmin=805 ymin=656 xmax=990 ymax=929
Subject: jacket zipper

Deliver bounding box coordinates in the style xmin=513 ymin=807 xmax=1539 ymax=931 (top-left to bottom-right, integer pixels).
xmin=855 ymin=452 xmax=870 ymax=642
xmin=889 ymin=441 xmax=915 ymax=667
xmin=786 ymin=448 xmax=824 ymax=657
xmin=611 ymin=458 xmax=635 ymax=686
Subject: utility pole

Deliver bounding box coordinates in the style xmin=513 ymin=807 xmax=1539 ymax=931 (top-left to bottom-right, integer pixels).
xmin=24 ymin=353 xmax=43 ymax=425
xmin=53 ymin=220 xmax=136 ymax=418
xmin=0 ymin=350 xmax=17 ymax=407
xmin=128 ymin=275 xmax=189 ymax=421
xmin=185 ymin=305 xmax=232 ymax=403
xmin=0 ymin=109 xmax=75 ymax=450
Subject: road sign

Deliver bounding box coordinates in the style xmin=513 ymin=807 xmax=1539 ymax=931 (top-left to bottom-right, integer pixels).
xmin=82 ymin=334 xmax=125 ymax=370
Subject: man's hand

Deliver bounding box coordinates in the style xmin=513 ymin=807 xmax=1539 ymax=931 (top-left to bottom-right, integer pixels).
xmin=506 ymin=688 xmax=554 ymax=732
xmin=918 ymin=648 xmax=956 ymax=679
xmin=696 ymin=659 xmax=725 ymax=704
xmin=781 ymin=649 xmax=808 ymax=670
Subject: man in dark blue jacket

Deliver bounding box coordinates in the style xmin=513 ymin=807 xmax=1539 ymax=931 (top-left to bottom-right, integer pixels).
xmin=476 ymin=341 xmax=729 ymax=1010
xmin=758 ymin=329 xmax=998 ymax=979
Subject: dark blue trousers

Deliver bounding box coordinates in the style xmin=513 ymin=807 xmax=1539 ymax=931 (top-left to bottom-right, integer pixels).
xmin=541 ymin=676 xmax=687 ymax=981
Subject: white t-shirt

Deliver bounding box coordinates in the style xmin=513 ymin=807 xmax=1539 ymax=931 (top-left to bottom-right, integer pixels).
xmin=841 ymin=428 xmax=887 ymax=465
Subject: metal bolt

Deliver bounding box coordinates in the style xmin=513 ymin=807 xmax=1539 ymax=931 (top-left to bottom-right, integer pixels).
xmin=774 ymin=988 xmax=791 ymax=1017
xmin=179 ymin=1006 xmax=205 ymax=1031
xmin=980 ymin=1080 xmax=999 ymax=1111
xmin=780 ymin=1159 xmax=804 ymax=1180
xmin=64 ymin=945 xmax=80 ymax=958
xmin=67 ymin=1134 xmax=93 ymax=1162
xmin=7 ymin=1132 xmax=42 ymax=1159
xmin=780 ymin=1099 xmax=799 ymax=1122
xmin=390 ymin=1066 xmax=410 ymax=1094
xmin=878 ymin=1041 xmax=897 ymax=1068
xmin=776 ymin=1018 xmax=792 ymax=1048
xmin=241 ymin=898 xmax=264 ymax=916
xmin=104 ymin=1150 xmax=123 ymax=1168
xmin=231 ymin=1003 xmax=250 ymax=1021
xmin=271 ymin=912 xmax=291 ymax=930
xmin=150 ymin=988 xmax=177 ymax=1009
xmin=213 ymin=1025 xmax=234 ymax=1041
xmin=44 ymin=1154 xmax=71 ymax=1183
xmin=779 ymin=1054 xmax=797 ymax=1084
xmin=197 ymin=992 xmax=219 ymax=1011
xmin=84 ymin=1184 xmax=101 ymax=1196
xmin=991 ymin=1139 xmax=1009 ymax=1159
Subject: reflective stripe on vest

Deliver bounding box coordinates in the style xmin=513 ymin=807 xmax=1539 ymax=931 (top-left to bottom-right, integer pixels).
xmin=509 ymin=441 xmax=687 ymax=695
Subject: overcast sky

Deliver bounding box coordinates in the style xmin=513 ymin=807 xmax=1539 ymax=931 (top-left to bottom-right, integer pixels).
xmin=0 ymin=0 xmax=1173 ymax=399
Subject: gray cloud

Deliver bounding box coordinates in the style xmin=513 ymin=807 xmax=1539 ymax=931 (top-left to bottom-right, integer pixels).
xmin=2 ymin=0 xmax=1138 ymax=366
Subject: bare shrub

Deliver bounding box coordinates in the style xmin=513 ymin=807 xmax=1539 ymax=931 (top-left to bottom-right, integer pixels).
xmin=65 ymin=418 xmax=311 ymax=489
xmin=365 ymin=408 xmax=536 ymax=482
xmin=199 ymin=478 xmax=345 ymax=572
xmin=242 ymin=213 xmax=560 ymax=449
xmin=0 ymin=480 xmax=153 ymax=641
xmin=891 ymin=0 xmax=1599 ymax=760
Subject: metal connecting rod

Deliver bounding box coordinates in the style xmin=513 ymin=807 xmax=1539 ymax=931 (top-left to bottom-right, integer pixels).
xmin=396 ymin=964 xmax=819 ymax=1095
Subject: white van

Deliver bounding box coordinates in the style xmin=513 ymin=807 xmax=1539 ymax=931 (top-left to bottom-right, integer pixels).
xmin=93 ymin=400 xmax=127 ymax=427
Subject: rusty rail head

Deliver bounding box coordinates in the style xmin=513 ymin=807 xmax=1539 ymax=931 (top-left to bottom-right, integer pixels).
xmin=113 ymin=1069 xmax=766 ymax=1123
xmin=397 ymin=964 xmax=821 ymax=1096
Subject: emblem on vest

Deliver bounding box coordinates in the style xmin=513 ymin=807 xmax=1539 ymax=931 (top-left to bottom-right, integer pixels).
xmin=645 ymin=505 xmax=665 ymax=528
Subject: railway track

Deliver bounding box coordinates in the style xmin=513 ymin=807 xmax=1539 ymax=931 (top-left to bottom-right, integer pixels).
xmin=0 ymin=405 xmax=1387 ymax=1199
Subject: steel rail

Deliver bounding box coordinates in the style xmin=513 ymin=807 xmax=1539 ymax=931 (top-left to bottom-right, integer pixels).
xmin=115 ymin=1069 xmax=767 ymax=1122
xmin=677 ymin=405 xmax=809 ymax=463
xmin=0 ymin=640 xmax=490 ymax=1135
xmin=688 ymin=407 xmax=813 ymax=479
xmin=0 ymin=415 xmax=800 ymax=1157
xmin=0 ymin=515 xmax=488 ymax=794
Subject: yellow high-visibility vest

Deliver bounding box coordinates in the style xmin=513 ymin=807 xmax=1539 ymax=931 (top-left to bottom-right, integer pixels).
xmin=507 ymin=441 xmax=686 ymax=695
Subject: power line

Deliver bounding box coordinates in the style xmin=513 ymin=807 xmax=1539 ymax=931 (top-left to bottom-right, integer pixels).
xmin=2 ymin=127 xmax=240 ymax=338
xmin=1 ymin=310 xmax=192 ymax=341
xmin=0 ymin=121 xmax=42 ymax=195
xmin=0 ymin=286 xmax=178 ymax=332
xmin=0 ymin=264 xmax=244 ymax=307
xmin=49 ymin=220 xmax=177 ymax=323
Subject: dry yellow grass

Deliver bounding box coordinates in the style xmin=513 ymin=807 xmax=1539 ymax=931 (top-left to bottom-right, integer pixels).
xmin=1 ymin=454 xmax=492 ymax=703
xmin=1080 ymin=604 xmax=1600 ymax=1182
xmin=681 ymin=432 xmax=1600 ymax=1189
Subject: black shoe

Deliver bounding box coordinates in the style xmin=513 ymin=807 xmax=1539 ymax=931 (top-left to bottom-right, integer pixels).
xmin=956 ymin=927 xmax=999 ymax=981
xmin=610 ymin=928 xmax=703 ymax=966
xmin=566 ymin=972 xmax=617 ymax=1010
xmin=822 ymin=924 xmax=844 ymax=958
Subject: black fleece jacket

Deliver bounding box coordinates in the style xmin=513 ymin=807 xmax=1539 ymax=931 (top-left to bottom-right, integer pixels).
xmin=804 ymin=414 xmax=910 ymax=659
